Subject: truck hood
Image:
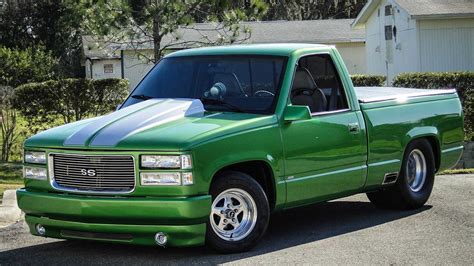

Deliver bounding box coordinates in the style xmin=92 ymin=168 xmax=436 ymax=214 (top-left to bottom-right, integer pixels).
xmin=25 ymin=98 xmax=277 ymax=151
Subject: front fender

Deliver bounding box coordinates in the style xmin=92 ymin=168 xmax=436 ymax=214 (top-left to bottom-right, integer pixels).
xmin=191 ymin=124 xmax=286 ymax=208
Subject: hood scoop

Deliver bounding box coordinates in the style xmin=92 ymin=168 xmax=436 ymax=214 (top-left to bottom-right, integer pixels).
xmin=64 ymin=99 xmax=205 ymax=147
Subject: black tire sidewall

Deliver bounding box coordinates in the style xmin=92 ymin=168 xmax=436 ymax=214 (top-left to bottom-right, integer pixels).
xmin=397 ymin=139 xmax=435 ymax=208
xmin=206 ymin=171 xmax=270 ymax=253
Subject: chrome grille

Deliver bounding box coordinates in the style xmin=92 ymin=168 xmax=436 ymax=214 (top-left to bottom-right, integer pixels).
xmin=51 ymin=153 xmax=135 ymax=193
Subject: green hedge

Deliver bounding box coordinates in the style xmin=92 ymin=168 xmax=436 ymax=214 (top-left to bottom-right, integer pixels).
xmin=393 ymin=72 xmax=474 ymax=140
xmin=351 ymin=74 xmax=386 ymax=87
xmin=13 ymin=78 xmax=129 ymax=132
xmin=91 ymin=79 xmax=130 ymax=115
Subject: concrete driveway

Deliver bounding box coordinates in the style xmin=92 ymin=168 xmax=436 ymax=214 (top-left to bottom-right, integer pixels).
xmin=1 ymin=174 xmax=472 ymax=265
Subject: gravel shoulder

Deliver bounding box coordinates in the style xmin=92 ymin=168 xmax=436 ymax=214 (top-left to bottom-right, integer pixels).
xmin=0 ymin=174 xmax=472 ymax=265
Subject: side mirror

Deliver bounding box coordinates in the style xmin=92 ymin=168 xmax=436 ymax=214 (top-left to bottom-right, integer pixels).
xmin=283 ymin=105 xmax=312 ymax=122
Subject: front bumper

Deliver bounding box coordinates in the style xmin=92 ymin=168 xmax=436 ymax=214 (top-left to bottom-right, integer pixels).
xmin=17 ymin=189 xmax=211 ymax=247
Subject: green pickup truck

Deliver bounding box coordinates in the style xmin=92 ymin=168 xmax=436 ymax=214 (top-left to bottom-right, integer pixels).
xmin=17 ymin=44 xmax=463 ymax=253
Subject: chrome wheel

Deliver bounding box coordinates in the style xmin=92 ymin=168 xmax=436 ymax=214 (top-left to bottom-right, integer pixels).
xmin=210 ymin=188 xmax=258 ymax=241
xmin=406 ymin=149 xmax=427 ymax=192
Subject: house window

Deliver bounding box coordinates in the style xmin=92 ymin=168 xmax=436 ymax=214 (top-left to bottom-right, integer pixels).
xmin=385 ymin=25 xmax=393 ymax=40
xmin=104 ymin=64 xmax=114 ymax=74
xmin=385 ymin=5 xmax=392 ymax=16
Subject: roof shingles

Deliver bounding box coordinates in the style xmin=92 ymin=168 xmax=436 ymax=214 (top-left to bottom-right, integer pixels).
xmin=397 ymin=0 xmax=474 ymax=18
xmin=83 ymin=19 xmax=364 ymax=58
xmin=353 ymin=0 xmax=474 ymax=28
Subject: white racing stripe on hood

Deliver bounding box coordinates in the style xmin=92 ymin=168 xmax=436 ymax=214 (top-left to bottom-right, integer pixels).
xmin=86 ymin=98 xmax=205 ymax=147
xmin=64 ymin=99 xmax=162 ymax=146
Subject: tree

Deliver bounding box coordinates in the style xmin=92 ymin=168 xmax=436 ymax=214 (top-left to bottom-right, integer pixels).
xmin=84 ymin=0 xmax=268 ymax=63
xmin=0 ymin=45 xmax=57 ymax=162
xmin=263 ymin=0 xmax=367 ymax=20
xmin=0 ymin=0 xmax=86 ymax=77
xmin=0 ymin=46 xmax=57 ymax=88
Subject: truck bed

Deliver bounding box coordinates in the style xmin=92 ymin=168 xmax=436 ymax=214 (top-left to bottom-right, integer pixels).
xmin=354 ymin=87 xmax=457 ymax=103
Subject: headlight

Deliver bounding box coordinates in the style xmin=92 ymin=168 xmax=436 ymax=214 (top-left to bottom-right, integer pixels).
xmin=141 ymin=155 xmax=192 ymax=169
xmin=140 ymin=172 xmax=193 ymax=186
xmin=24 ymin=166 xmax=47 ymax=180
xmin=24 ymin=151 xmax=46 ymax=164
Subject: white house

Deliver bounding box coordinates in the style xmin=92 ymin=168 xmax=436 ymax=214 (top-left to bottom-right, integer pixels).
xmin=352 ymin=0 xmax=474 ymax=82
xmin=83 ymin=19 xmax=366 ymax=89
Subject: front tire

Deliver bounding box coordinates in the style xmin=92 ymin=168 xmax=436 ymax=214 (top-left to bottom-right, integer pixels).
xmin=367 ymin=139 xmax=435 ymax=210
xmin=206 ymin=171 xmax=270 ymax=253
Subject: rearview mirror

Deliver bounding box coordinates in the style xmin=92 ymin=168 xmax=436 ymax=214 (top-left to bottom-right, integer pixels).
xmin=283 ymin=105 xmax=311 ymax=122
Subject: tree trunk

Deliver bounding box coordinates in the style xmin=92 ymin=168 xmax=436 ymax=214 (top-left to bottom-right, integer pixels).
xmin=0 ymin=109 xmax=17 ymax=162
xmin=152 ymin=14 xmax=162 ymax=63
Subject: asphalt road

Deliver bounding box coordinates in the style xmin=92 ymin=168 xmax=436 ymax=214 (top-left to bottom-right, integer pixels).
xmin=1 ymin=174 xmax=472 ymax=265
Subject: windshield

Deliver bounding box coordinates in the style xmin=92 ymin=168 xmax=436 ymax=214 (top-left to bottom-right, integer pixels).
xmin=121 ymin=55 xmax=287 ymax=114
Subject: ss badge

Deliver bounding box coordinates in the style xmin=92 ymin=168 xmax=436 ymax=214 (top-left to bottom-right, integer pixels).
xmin=81 ymin=169 xmax=97 ymax=177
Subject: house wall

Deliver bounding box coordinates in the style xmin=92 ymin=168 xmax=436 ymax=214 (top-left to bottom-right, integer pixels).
xmin=364 ymin=1 xmax=474 ymax=82
xmin=418 ymin=18 xmax=474 ymax=72
xmin=122 ymin=49 xmax=155 ymax=90
xmin=365 ymin=8 xmax=386 ymax=76
xmin=85 ymin=59 xmax=122 ymax=80
xmin=335 ymin=42 xmax=367 ymax=74
xmin=364 ymin=0 xmax=419 ymax=83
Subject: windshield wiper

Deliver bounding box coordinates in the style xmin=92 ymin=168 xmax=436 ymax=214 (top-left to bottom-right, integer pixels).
xmin=200 ymin=97 xmax=244 ymax=113
xmin=131 ymin=94 xmax=154 ymax=100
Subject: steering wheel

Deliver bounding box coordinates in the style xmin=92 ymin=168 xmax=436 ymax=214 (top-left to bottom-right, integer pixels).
xmin=254 ymin=90 xmax=275 ymax=97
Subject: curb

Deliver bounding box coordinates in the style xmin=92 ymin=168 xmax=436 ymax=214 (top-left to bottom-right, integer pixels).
xmin=0 ymin=190 xmax=22 ymax=225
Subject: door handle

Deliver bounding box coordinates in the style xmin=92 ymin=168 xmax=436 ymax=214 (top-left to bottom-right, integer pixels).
xmin=348 ymin=122 xmax=360 ymax=133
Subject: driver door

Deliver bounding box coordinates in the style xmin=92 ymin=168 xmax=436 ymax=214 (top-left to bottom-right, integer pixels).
xmin=282 ymin=54 xmax=367 ymax=208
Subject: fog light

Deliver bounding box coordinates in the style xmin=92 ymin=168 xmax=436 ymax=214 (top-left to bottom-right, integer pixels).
xmin=35 ymin=224 xmax=46 ymax=236
xmin=154 ymin=232 xmax=167 ymax=246
xmin=141 ymin=172 xmax=181 ymax=186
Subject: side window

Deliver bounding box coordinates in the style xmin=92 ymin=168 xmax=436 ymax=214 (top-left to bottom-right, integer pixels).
xmin=291 ymin=54 xmax=349 ymax=113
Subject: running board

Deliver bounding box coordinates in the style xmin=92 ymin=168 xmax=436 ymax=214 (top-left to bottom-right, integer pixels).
xmin=382 ymin=172 xmax=399 ymax=185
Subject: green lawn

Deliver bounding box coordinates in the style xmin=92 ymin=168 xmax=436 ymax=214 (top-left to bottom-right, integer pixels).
xmin=438 ymin=168 xmax=474 ymax=175
xmin=0 ymin=162 xmax=23 ymax=201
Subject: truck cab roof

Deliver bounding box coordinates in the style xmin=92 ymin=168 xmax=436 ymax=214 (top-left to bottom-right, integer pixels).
xmin=165 ymin=43 xmax=333 ymax=58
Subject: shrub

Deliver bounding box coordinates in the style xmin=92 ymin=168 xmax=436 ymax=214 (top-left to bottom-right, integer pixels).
xmin=92 ymin=79 xmax=131 ymax=116
xmin=393 ymin=72 xmax=474 ymax=140
xmin=351 ymin=74 xmax=386 ymax=87
xmin=13 ymin=78 xmax=129 ymax=132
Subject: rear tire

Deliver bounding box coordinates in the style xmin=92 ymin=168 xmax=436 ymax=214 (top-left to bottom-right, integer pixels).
xmin=206 ymin=171 xmax=270 ymax=253
xmin=367 ymin=139 xmax=435 ymax=210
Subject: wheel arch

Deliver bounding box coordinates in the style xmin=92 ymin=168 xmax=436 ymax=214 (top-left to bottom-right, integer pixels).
xmin=403 ymin=127 xmax=441 ymax=172
xmin=210 ymin=160 xmax=277 ymax=211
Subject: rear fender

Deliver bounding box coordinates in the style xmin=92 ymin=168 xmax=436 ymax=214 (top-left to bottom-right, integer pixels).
xmin=403 ymin=127 xmax=441 ymax=170
xmin=403 ymin=127 xmax=440 ymax=149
